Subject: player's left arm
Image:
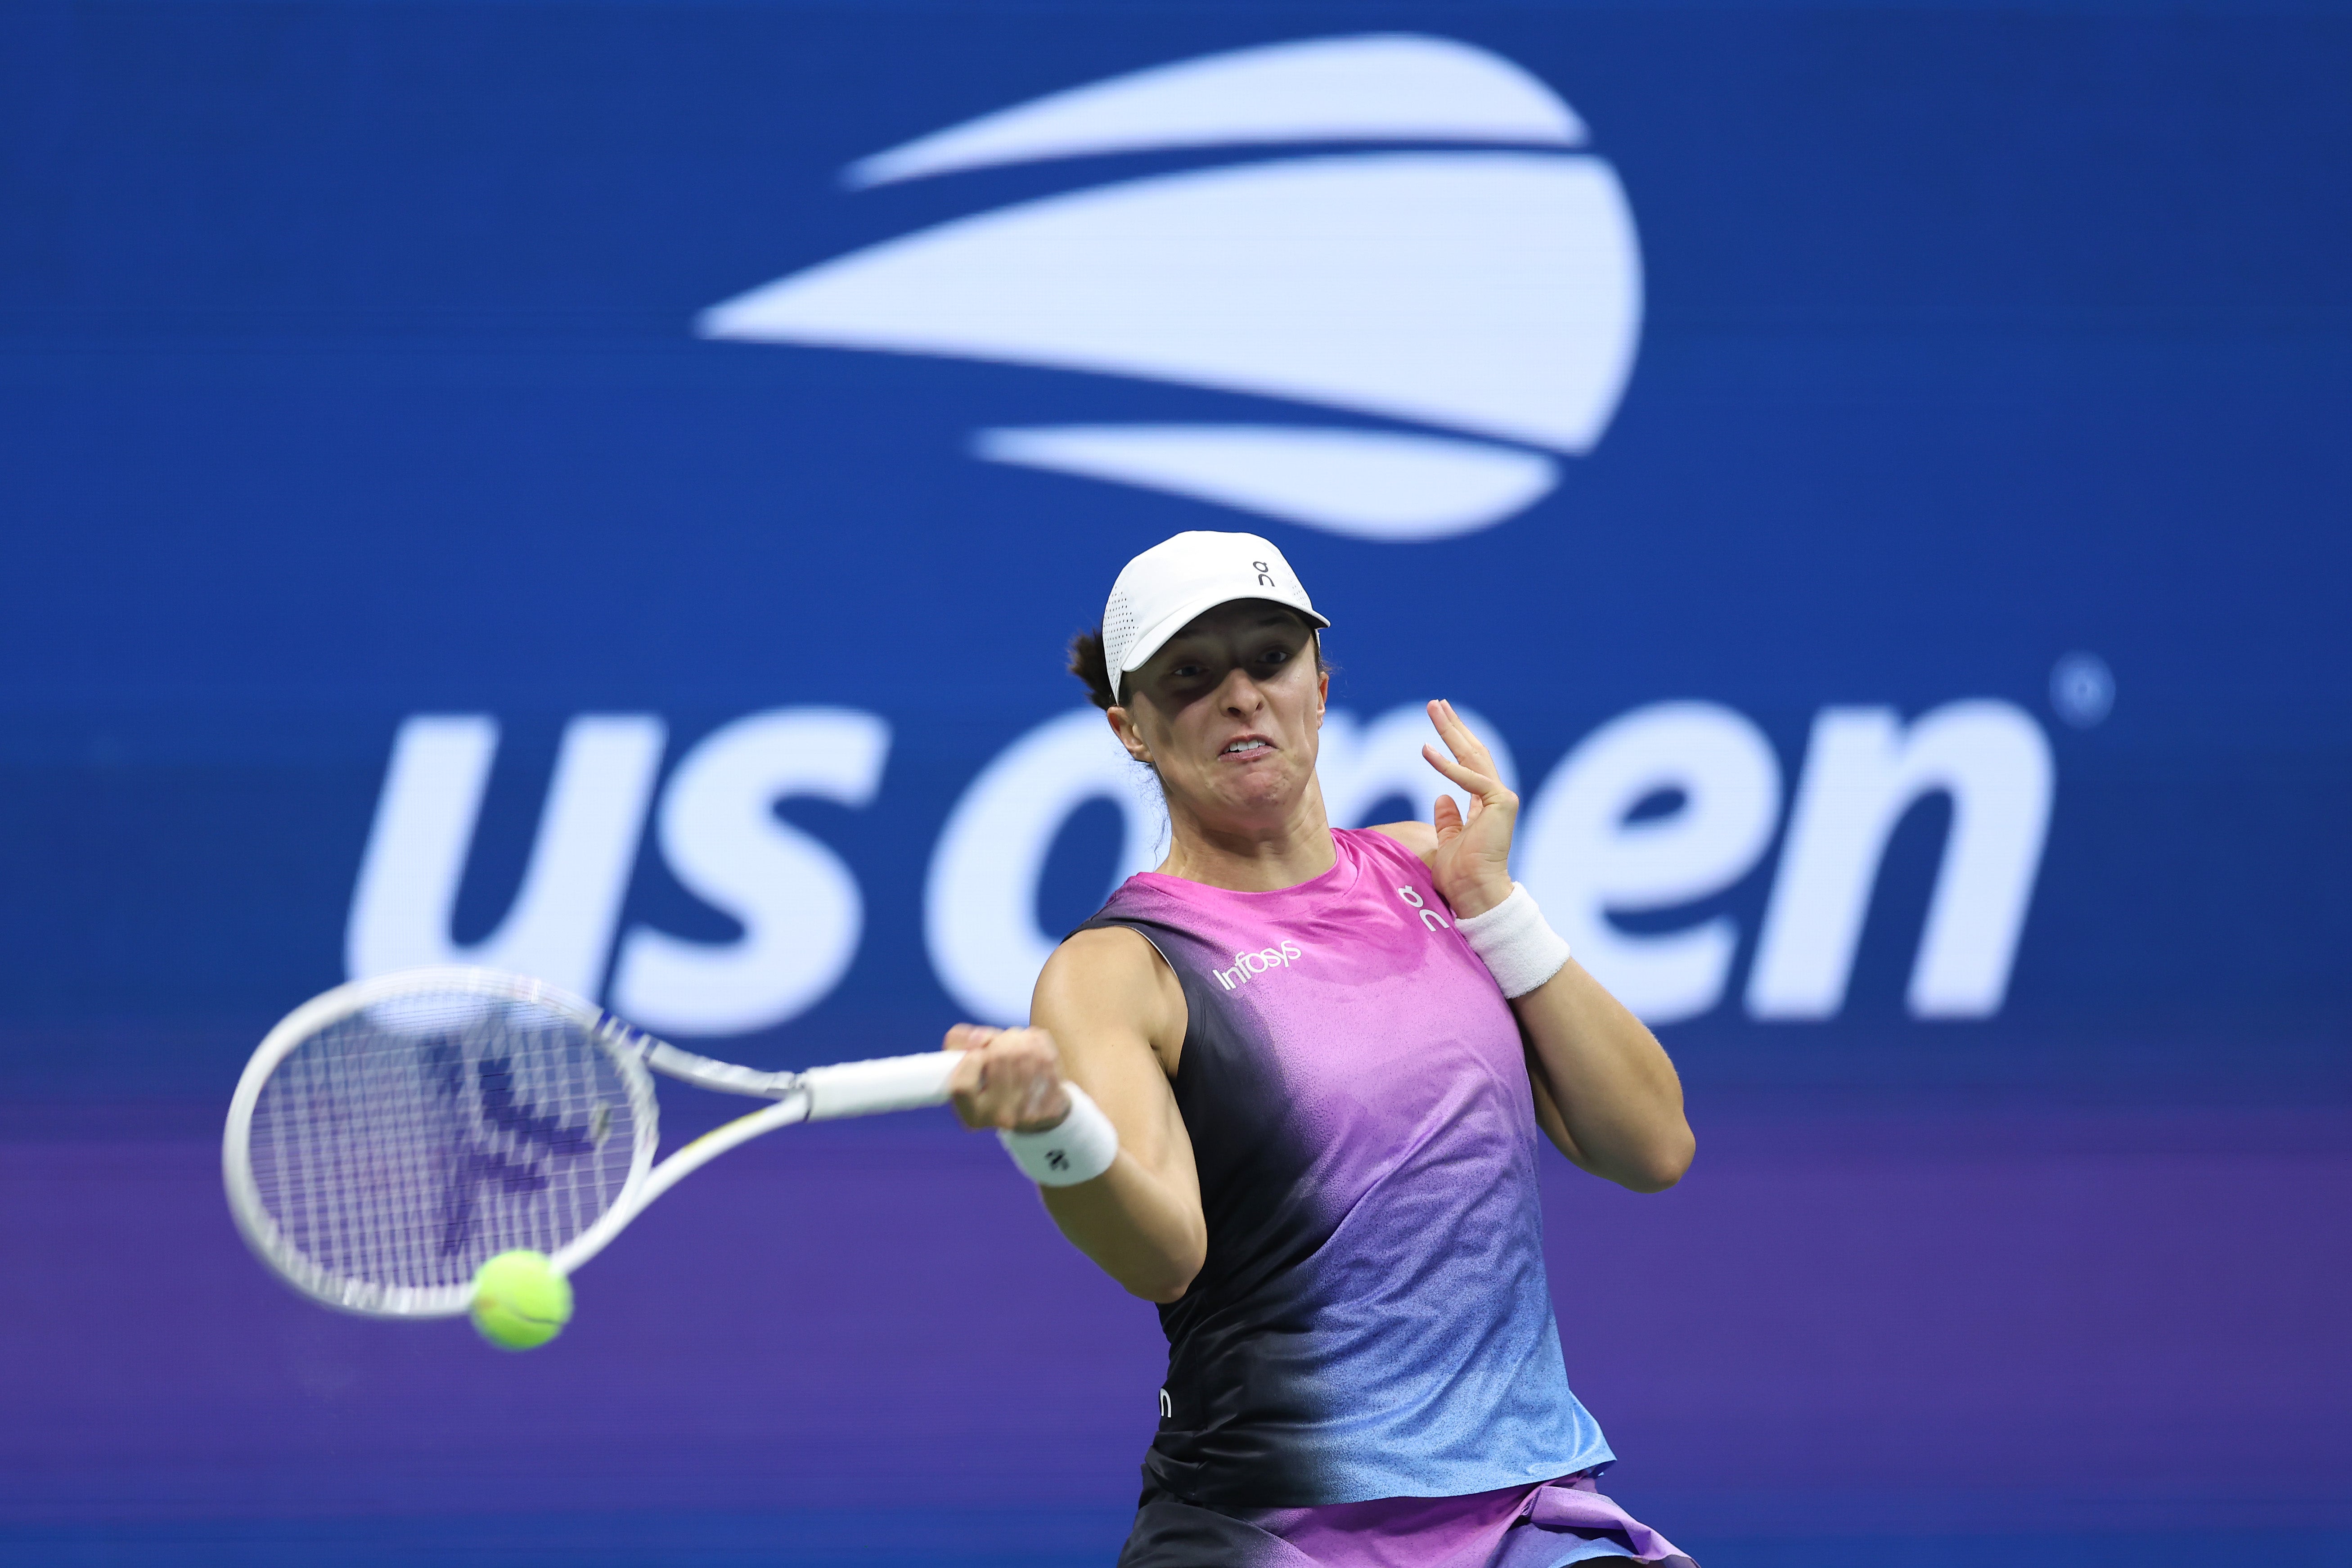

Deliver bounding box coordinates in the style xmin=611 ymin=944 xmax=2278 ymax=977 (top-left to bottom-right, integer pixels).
xmin=1374 ymin=699 xmax=1695 ymax=1194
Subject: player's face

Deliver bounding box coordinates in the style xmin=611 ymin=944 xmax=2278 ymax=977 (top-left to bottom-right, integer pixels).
xmin=1114 ymin=602 xmax=1327 ymax=826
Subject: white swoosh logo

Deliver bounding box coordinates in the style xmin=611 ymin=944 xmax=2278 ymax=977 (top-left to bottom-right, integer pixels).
xmin=971 ymin=427 xmax=1558 ymax=542
xmin=844 ymin=33 xmax=1586 ymax=188
xmin=699 ymin=36 xmax=1643 ymax=541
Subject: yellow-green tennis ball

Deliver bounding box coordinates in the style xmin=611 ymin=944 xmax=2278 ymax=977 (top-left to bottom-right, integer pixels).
xmin=469 ymin=1250 xmax=572 ymax=1351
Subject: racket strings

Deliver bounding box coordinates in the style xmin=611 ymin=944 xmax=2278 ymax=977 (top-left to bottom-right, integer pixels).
xmin=247 ymin=993 xmax=641 ymax=1303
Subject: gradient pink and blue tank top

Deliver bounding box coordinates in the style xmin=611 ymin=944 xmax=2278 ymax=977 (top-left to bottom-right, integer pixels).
xmin=1083 ymin=827 xmax=1613 ymax=1509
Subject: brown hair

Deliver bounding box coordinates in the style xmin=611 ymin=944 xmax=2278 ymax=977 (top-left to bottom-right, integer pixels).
xmin=1066 ymin=616 xmax=1330 ymax=712
xmin=1068 ymin=626 xmax=1120 ymax=710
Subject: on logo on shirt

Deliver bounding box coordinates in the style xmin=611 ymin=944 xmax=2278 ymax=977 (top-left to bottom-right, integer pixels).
xmin=1397 ymin=885 xmax=1452 ymax=932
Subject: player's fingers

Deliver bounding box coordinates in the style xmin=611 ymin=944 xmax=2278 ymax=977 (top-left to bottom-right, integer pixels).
xmin=1016 ymin=1071 xmax=1070 ymax=1129
xmin=1440 ymin=706 xmax=1505 ymax=786
xmin=1432 ymin=793 xmax=1464 ymax=840
xmin=1422 ymin=742 xmax=1499 ymax=800
xmin=944 ymin=1021 xmax=999 ymax=1053
xmin=1428 ymin=699 xmax=1498 ymax=773
xmin=973 ymin=1055 xmax=1066 ymax=1131
xmin=945 ymin=1048 xmax=992 ymax=1128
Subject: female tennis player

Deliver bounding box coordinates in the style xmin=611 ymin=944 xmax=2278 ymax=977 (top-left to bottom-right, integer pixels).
xmin=945 ymin=531 xmax=1699 ymax=1568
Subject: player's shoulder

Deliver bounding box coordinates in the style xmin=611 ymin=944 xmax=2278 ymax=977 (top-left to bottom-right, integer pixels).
xmin=1049 ymin=921 xmax=1164 ymax=975
xmin=1039 ymin=924 xmax=1174 ymax=1009
xmin=1362 ymin=819 xmax=1440 ymax=870
xmin=1036 ymin=924 xmax=1184 ymax=1050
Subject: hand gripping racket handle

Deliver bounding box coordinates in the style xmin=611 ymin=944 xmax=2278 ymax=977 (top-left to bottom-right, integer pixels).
xmin=802 ymin=1051 xmax=964 ymax=1120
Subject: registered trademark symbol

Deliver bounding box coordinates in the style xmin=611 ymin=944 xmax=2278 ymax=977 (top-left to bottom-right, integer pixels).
xmin=2050 ymin=652 xmax=2114 ymax=728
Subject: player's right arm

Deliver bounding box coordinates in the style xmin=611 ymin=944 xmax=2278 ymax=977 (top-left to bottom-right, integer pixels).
xmin=943 ymin=926 xmax=1205 ymax=1303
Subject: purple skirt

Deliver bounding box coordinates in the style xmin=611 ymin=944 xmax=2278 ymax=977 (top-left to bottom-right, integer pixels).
xmin=1119 ymin=1470 xmax=1697 ymax=1568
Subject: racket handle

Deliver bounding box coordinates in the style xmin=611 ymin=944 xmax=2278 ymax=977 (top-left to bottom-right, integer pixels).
xmin=803 ymin=1051 xmax=965 ymax=1120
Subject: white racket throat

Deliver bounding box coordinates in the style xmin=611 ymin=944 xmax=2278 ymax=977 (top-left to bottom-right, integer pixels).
xmin=222 ymin=966 xmax=963 ymax=1320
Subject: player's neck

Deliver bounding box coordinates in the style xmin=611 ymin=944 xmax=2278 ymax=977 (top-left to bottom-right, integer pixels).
xmin=1155 ymin=785 xmax=1338 ymax=893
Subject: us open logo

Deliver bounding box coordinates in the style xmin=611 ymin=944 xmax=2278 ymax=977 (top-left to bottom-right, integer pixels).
xmin=697 ymin=34 xmax=1643 ymax=542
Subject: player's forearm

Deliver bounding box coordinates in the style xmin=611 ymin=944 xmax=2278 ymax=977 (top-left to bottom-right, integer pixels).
xmin=1516 ymin=959 xmax=1694 ymax=1192
xmin=1041 ymin=1158 xmax=1207 ymax=1302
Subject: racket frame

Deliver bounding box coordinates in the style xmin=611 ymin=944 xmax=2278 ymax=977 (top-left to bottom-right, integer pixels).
xmin=224 ymin=966 xmax=962 ymax=1320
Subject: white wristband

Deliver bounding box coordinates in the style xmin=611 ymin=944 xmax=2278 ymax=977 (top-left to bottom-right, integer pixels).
xmin=998 ymin=1083 xmax=1120 ymax=1187
xmin=1454 ymin=882 xmax=1572 ymax=999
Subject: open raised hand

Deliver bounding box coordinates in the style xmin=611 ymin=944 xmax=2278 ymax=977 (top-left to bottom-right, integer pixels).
xmin=1419 ymin=698 xmax=1519 ymax=921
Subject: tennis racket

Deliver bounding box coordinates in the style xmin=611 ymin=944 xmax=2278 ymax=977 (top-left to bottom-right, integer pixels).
xmin=223 ymin=966 xmax=965 ymax=1318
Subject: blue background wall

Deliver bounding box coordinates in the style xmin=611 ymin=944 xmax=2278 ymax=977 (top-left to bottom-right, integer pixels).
xmin=2 ymin=3 xmax=2347 ymax=1564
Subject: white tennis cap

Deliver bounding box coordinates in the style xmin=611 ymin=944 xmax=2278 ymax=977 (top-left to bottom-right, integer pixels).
xmin=1103 ymin=531 xmax=1329 ymax=703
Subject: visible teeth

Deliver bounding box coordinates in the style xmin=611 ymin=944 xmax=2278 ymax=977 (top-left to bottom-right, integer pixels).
xmin=1224 ymin=740 xmax=1267 ymax=754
